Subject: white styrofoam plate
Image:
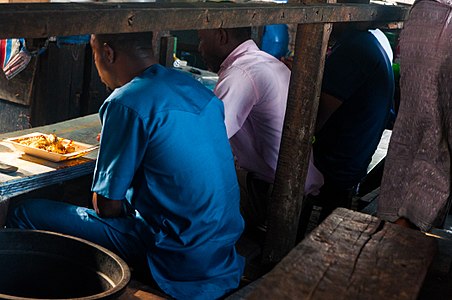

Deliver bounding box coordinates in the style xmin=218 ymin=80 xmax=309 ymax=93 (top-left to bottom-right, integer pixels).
xmin=5 ymin=132 xmax=98 ymax=162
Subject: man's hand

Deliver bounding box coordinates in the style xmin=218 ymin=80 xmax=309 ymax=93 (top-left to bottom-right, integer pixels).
xmin=92 ymin=192 xmax=124 ymax=218
xmin=394 ymin=217 xmax=419 ymax=230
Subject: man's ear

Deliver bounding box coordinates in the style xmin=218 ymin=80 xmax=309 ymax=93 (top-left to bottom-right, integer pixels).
xmin=103 ymin=43 xmax=115 ymax=64
xmin=217 ymin=29 xmax=229 ymax=45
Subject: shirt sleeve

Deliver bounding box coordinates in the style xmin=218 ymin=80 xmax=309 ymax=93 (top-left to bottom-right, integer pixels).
xmin=91 ymin=101 xmax=149 ymax=200
xmin=214 ymin=66 xmax=258 ymax=138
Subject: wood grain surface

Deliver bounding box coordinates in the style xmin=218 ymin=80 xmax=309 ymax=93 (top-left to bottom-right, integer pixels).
xmin=0 ymin=2 xmax=408 ymax=39
xmin=262 ymin=12 xmax=332 ymax=264
xmin=247 ymin=208 xmax=437 ymax=300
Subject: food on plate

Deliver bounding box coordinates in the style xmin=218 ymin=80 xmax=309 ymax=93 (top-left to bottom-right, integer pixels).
xmin=17 ymin=134 xmax=76 ymax=154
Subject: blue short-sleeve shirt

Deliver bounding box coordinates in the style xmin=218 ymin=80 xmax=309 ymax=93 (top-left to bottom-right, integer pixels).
xmin=92 ymin=64 xmax=244 ymax=299
xmin=313 ymin=30 xmax=394 ymax=188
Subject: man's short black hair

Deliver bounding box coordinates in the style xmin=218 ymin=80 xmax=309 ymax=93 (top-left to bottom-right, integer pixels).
xmin=94 ymin=31 xmax=154 ymax=55
xmin=226 ymin=27 xmax=252 ymax=43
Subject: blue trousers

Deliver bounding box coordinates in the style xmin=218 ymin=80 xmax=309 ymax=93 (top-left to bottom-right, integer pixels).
xmin=6 ymin=199 xmax=149 ymax=271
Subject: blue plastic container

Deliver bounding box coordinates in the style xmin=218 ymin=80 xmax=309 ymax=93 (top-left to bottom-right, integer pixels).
xmin=261 ymin=24 xmax=289 ymax=59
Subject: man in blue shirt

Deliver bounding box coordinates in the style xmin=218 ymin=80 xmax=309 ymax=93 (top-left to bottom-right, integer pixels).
xmin=7 ymin=32 xmax=244 ymax=299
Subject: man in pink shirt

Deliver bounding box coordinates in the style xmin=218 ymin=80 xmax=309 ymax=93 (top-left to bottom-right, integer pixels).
xmin=198 ymin=27 xmax=290 ymax=234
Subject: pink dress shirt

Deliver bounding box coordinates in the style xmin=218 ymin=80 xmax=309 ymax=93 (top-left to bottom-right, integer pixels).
xmin=214 ymin=40 xmax=290 ymax=183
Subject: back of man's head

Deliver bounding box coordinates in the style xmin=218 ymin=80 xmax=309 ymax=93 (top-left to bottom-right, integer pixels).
xmin=198 ymin=27 xmax=252 ymax=73
xmin=91 ymin=31 xmax=156 ymax=89
xmin=94 ymin=31 xmax=154 ymax=59
xmin=225 ymin=27 xmax=252 ymax=45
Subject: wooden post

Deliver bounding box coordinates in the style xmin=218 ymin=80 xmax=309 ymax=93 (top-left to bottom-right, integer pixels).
xmin=262 ymin=1 xmax=333 ymax=265
xmin=251 ymin=26 xmax=264 ymax=49
xmin=159 ymin=35 xmax=176 ymax=67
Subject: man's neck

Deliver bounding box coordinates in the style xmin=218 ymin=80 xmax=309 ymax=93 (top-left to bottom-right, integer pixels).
xmin=117 ymin=57 xmax=158 ymax=87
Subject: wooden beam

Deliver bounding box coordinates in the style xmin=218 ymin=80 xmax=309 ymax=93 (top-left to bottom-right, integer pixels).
xmin=262 ymin=12 xmax=331 ymax=265
xmin=0 ymin=2 xmax=408 ymax=38
xmin=247 ymin=208 xmax=437 ymax=299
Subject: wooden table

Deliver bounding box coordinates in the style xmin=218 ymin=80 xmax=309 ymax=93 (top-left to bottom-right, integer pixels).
xmin=0 ymin=114 xmax=101 ymax=224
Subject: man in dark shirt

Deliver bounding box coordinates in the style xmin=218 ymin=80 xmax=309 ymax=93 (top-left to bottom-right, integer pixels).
xmin=304 ymin=24 xmax=394 ymax=224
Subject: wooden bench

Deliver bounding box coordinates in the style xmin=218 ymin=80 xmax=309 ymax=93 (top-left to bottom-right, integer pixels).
xmin=118 ymin=280 xmax=169 ymax=300
xmin=297 ymin=129 xmax=393 ymax=238
xmin=229 ymin=208 xmax=437 ymax=300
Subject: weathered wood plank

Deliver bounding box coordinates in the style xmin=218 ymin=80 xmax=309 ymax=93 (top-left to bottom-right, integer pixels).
xmin=419 ymin=229 xmax=452 ymax=299
xmin=0 ymin=2 xmax=408 ymax=39
xmin=118 ymin=279 xmax=167 ymax=300
xmin=31 ymin=43 xmax=87 ymax=126
xmin=246 ymin=208 xmax=437 ymax=300
xmin=0 ymin=57 xmax=37 ymax=106
xmin=262 ymin=14 xmax=332 ymax=264
xmin=0 ymin=99 xmax=32 ymax=134
xmin=226 ymin=278 xmax=264 ymax=300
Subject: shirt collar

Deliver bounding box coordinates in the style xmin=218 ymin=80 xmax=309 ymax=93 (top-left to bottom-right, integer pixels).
xmin=218 ymin=39 xmax=259 ymax=75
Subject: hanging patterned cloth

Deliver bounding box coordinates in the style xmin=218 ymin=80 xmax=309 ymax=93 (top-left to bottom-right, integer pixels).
xmin=0 ymin=38 xmax=32 ymax=80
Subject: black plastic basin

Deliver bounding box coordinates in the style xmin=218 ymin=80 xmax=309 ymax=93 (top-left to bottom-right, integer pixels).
xmin=0 ymin=229 xmax=130 ymax=299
